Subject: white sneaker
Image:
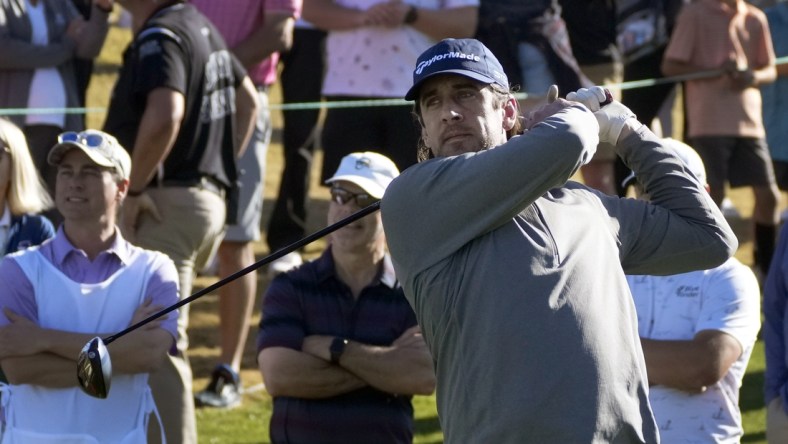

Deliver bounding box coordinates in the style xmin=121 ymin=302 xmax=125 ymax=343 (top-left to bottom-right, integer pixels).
xmin=267 ymin=252 xmax=303 ymax=278
xmin=721 ymin=197 xmax=741 ymax=219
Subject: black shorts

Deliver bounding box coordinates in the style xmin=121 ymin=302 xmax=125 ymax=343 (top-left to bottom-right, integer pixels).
xmin=690 ymin=136 xmax=776 ymax=191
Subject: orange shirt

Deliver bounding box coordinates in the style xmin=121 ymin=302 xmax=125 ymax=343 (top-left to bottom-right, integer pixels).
xmin=664 ymin=0 xmax=775 ymax=138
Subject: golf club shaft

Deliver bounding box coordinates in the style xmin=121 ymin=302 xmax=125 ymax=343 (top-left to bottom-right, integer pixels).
xmin=103 ymin=201 xmax=381 ymax=345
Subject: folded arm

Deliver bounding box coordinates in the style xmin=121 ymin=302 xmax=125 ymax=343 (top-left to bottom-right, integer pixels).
xmin=301 ymin=326 xmax=436 ymax=395
xmin=259 ymin=346 xmax=367 ymax=398
xmin=641 ymin=330 xmax=742 ymax=392
xmin=0 ymin=307 xmax=174 ymax=387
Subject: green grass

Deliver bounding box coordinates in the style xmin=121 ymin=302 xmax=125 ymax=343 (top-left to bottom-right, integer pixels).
xmin=89 ymin=23 xmax=770 ymax=444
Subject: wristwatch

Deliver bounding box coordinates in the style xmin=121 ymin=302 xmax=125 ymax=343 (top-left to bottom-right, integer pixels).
xmin=330 ymin=337 xmax=348 ymax=364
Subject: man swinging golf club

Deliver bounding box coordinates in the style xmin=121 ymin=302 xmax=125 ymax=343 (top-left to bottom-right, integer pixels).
xmin=0 ymin=130 xmax=178 ymax=442
xmin=379 ymin=38 xmax=739 ymax=443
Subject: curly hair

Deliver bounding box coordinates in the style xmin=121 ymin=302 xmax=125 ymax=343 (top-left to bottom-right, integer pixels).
xmin=412 ymin=83 xmax=522 ymax=162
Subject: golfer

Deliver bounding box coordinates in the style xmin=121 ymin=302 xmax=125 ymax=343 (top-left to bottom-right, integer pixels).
xmin=380 ymin=38 xmax=738 ymax=443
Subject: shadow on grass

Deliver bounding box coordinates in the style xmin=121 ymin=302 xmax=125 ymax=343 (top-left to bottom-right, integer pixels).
xmin=742 ymin=431 xmax=766 ymax=442
xmin=415 ymin=414 xmax=442 ymax=442
xmin=741 ymin=369 xmax=765 ymax=413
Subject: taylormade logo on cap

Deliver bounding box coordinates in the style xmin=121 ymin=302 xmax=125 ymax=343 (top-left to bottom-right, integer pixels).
xmin=405 ymin=38 xmax=509 ymax=101
xmin=415 ymin=51 xmax=482 ymax=75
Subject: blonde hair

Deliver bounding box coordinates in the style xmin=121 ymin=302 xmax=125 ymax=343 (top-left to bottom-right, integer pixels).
xmin=0 ymin=119 xmax=53 ymax=215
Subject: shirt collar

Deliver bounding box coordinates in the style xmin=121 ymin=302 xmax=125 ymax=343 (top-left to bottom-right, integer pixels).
xmin=316 ymin=246 xmax=398 ymax=290
xmin=52 ymin=225 xmax=133 ymax=266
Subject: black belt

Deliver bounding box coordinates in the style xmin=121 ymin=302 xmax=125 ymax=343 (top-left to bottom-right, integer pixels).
xmin=159 ymin=176 xmax=225 ymax=196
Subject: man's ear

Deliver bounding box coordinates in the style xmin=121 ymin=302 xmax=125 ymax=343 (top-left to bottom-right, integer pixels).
xmin=117 ymin=178 xmax=129 ymax=200
xmin=502 ymin=97 xmax=518 ymax=131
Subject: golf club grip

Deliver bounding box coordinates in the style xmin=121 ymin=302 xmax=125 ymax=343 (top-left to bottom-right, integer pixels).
xmin=103 ymin=200 xmax=382 ymax=344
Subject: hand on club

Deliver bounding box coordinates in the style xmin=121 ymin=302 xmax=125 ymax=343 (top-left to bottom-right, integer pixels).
xmin=521 ymin=85 xmax=577 ymax=131
xmin=567 ymin=86 xmax=636 ymax=146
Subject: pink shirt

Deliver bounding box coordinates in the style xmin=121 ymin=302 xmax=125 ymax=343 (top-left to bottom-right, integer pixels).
xmin=664 ymin=0 xmax=775 ymax=137
xmin=192 ymin=0 xmax=301 ymax=86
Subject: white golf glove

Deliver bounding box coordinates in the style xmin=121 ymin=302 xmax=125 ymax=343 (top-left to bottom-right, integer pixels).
xmin=567 ymin=86 xmax=637 ymax=145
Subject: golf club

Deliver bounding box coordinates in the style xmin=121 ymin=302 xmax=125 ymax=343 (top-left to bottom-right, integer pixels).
xmin=77 ymin=201 xmax=381 ymax=398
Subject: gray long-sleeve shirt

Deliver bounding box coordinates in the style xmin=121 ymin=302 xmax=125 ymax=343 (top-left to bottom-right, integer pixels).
xmin=381 ymin=104 xmax=737 ymax=443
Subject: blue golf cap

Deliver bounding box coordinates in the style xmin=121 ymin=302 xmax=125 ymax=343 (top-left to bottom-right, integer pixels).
xmin=405 ymin=38 xmax=509 ymax=101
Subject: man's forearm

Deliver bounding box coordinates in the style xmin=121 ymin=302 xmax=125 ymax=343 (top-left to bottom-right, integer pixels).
xmin=410 ymin=6 xmax=477 ymax=41
xmin=128 ymin=88 xmax=184 ymax=191
xmin=338 ymin=342 xmax=436 ymax=395
xmin=302 ymin=335 xmax=436 ymax=395
xmin=232 ymin=13 xmax=294 ymax=69
xmin=753 ymin=64 xmax=777 ymax=86
xmin=641 ymin=331 xmax=741 ymax=392
xmin=2 ymin=353 xmax=80 ymax=387
xmin=234 ymin=76 xmax=258 ymax=157
xmin=74 ymin=6 xmax=110 ymax=58
xmin=109 ymin=328 xmax=173 ymax=375
xmin=259 ymin=347 xmax=366 ymax=398
xmin=303 ymin=0 xmax=366 ymax=30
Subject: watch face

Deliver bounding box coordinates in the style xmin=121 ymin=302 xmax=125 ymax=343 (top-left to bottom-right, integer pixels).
xmin=330 ymin=337 xmax=348 ymax=364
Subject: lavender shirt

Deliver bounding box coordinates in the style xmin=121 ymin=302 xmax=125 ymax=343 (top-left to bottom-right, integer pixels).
xmin=0 ymin=227 xmax=179 ymax=339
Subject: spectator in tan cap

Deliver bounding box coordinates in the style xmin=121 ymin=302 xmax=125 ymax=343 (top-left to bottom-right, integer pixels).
xmin=258 ymin=151 xmax=435 ymax=444
xmin=0 ymin=129 xmax=179 ymax=442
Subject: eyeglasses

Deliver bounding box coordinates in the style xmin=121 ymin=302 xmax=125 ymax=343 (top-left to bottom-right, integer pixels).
xmin=58 ymin=131 xmax=111 ymax=148
xmin=330 ymin=187 xmax=378 ymax=208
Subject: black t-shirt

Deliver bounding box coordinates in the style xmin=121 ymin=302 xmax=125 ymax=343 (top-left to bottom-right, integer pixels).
xmin=103 ymin=2 xmax=246 ymax=188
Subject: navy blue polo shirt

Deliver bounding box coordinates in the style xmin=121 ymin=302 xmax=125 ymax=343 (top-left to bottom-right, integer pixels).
xmin=257 ymin=247 xmax=419 ymax=444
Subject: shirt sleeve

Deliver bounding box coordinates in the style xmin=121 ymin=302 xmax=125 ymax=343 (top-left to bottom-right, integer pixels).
xmin=143 ymin=252 xmax=180 ymax=341
xmin=132 ymin=30 xmax=188 ymax=97
xmin=754 ymin=11 xmax=777 ymax=69
xmin=257 ymin=274 xmax=307 ymax=352
xmin=663 ymin=4 xmax=697 ymax=64
xmin=613 ymin=127 xmax=737 ymax=275
xmin=0 ymin=257 xmax=38 ymax=326
xmin=381 ymin=104 xmax=598 ymax=280
xmin=695 ymin=260 xmax=761 ymax=350
xmin=764 ymin=224 xmax=788 ymax=404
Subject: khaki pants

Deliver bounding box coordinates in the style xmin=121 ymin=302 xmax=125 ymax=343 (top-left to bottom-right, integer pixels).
xmin=132 ymin=186 xmax=226 ymax=444
xmin=768 ymin=397 xmax=788 ymax=444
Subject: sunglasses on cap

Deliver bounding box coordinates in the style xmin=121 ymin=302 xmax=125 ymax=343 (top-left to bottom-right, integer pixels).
xmin=330 ymin=187 xmax=379 ymax=208
xmin=58 ymin=131 xmax=112 ymax=148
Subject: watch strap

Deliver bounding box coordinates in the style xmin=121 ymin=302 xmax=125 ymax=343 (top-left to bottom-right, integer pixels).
xmin=330 ymin=337 xmax=348 ymax=364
